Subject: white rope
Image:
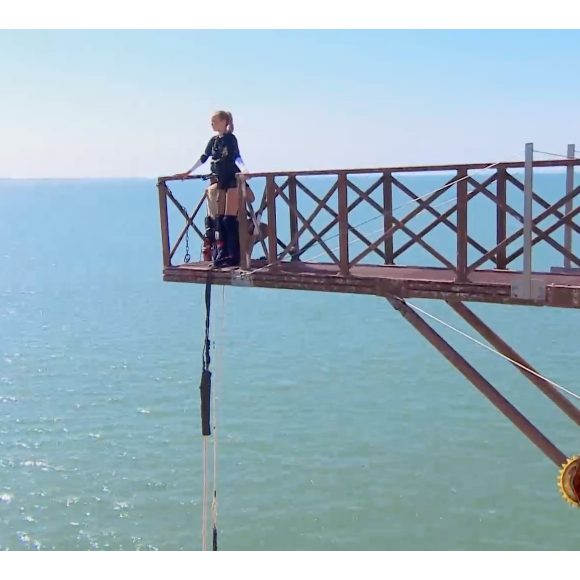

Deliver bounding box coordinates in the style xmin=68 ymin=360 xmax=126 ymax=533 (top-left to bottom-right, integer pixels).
xmin=211 ymin=286 xmax=226 ymax=546
xmin=201 ymin=436 xmax=208 ymax=551
xmin=241 ymin=159 xmax=506 ymax=279
xmin=200 ymin=286 xmax=226 ymax=552
xmin=402 ymin=299 xmax=580 ymax=402
xmin=533 ymin=149 xmax=580 ymax=161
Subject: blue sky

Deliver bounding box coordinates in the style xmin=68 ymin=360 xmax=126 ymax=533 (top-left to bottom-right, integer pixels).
xmin=1 ymin=30 xmax=579 ymax=178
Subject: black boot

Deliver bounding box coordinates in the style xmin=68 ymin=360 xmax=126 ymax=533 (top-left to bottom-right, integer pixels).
xmin=213 ymin=216 xmax=240 ymax=268
xmin=213 ymin=215 xmax=228 ymax=268
xmin=202 ymin=216 xmax=215 ymax=262
xmin=223 ymin=216 xmax=240 ymax=267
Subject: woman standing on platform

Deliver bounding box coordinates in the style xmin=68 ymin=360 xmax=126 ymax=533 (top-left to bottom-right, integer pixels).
xmin=177 ymin=110 xmax=252 ymax=268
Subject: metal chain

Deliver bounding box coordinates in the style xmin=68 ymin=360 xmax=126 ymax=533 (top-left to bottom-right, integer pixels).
xmin=181 ymin=202 xmax=191 ymax=264
xmin=165 ymin=184 xmax=191 ymax=264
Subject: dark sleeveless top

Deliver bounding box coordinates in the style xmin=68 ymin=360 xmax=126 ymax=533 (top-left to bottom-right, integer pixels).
xmin=200 ymin=133 xmax=241 ymax=189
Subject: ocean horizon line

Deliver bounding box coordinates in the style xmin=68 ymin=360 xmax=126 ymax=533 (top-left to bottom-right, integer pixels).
xmin=0 ymin=166 xmax=577 ymax=182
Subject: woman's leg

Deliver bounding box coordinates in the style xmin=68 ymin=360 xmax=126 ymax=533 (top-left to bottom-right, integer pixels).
xmin=206 ymin=183 xmax=220 ymax=218
xmin=203 ymin=184 xmax=219 ymax=261
xmin=213 ymin=187 xmax=241 ymax=267
xmin=224 ymin=187 xmax=239 ymax=216
xmin=213 ymin=187 xmax=229 ymax=266
xmin=214 ymin=179 xmax=250 ymax=267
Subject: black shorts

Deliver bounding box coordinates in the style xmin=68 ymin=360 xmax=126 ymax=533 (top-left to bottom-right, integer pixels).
xmin=210 ymin=161 xmax=238 ymax=190
xmin=214 ymin=175 xmax=237 ymax=190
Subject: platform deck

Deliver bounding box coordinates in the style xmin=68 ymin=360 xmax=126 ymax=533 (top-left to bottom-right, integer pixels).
xmin=164 ymin=261 xmax=580 ymax=308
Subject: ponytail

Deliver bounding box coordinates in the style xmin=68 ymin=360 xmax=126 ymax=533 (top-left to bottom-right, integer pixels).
xmin=225 ymin=111 xmax=234 ymax=133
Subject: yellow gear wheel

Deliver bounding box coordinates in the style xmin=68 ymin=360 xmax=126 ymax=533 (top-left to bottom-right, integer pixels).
xmin=557 ymin=455 xmax=580 ymax=507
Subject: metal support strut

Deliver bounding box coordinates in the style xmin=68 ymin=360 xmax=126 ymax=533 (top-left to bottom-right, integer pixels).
xmin=448 ymin=301 xmax=580 ymax=429
xmin=447 ymin=302 xmax=580 ymax=508
xmin=386 ymin=296 xmax=566 ymax=467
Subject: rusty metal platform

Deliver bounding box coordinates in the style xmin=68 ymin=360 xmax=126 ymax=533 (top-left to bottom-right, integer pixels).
xmin=164 ymin=261 xmax=580 ymax=307
xmin=158 ymin=153 xmax=580 ymax=309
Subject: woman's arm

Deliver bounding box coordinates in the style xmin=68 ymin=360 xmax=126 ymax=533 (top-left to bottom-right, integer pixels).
xmin=235 ymin=155 xmax=248 ymax=173
xmin=178 ymin=137 xmax=214 ymax=178
xmin=226 ymin=134 xmax=248 ymax=174
xmin=226 ymin=135 xmax=254 ymax=201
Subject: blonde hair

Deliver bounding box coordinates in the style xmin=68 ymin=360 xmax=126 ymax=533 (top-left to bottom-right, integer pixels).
xmin=214 ymin=110 xmax=234 ymax=133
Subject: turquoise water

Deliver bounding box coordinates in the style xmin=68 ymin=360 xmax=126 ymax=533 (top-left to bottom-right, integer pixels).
xmin=1 ymin=174 xmax=580 ymax=551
